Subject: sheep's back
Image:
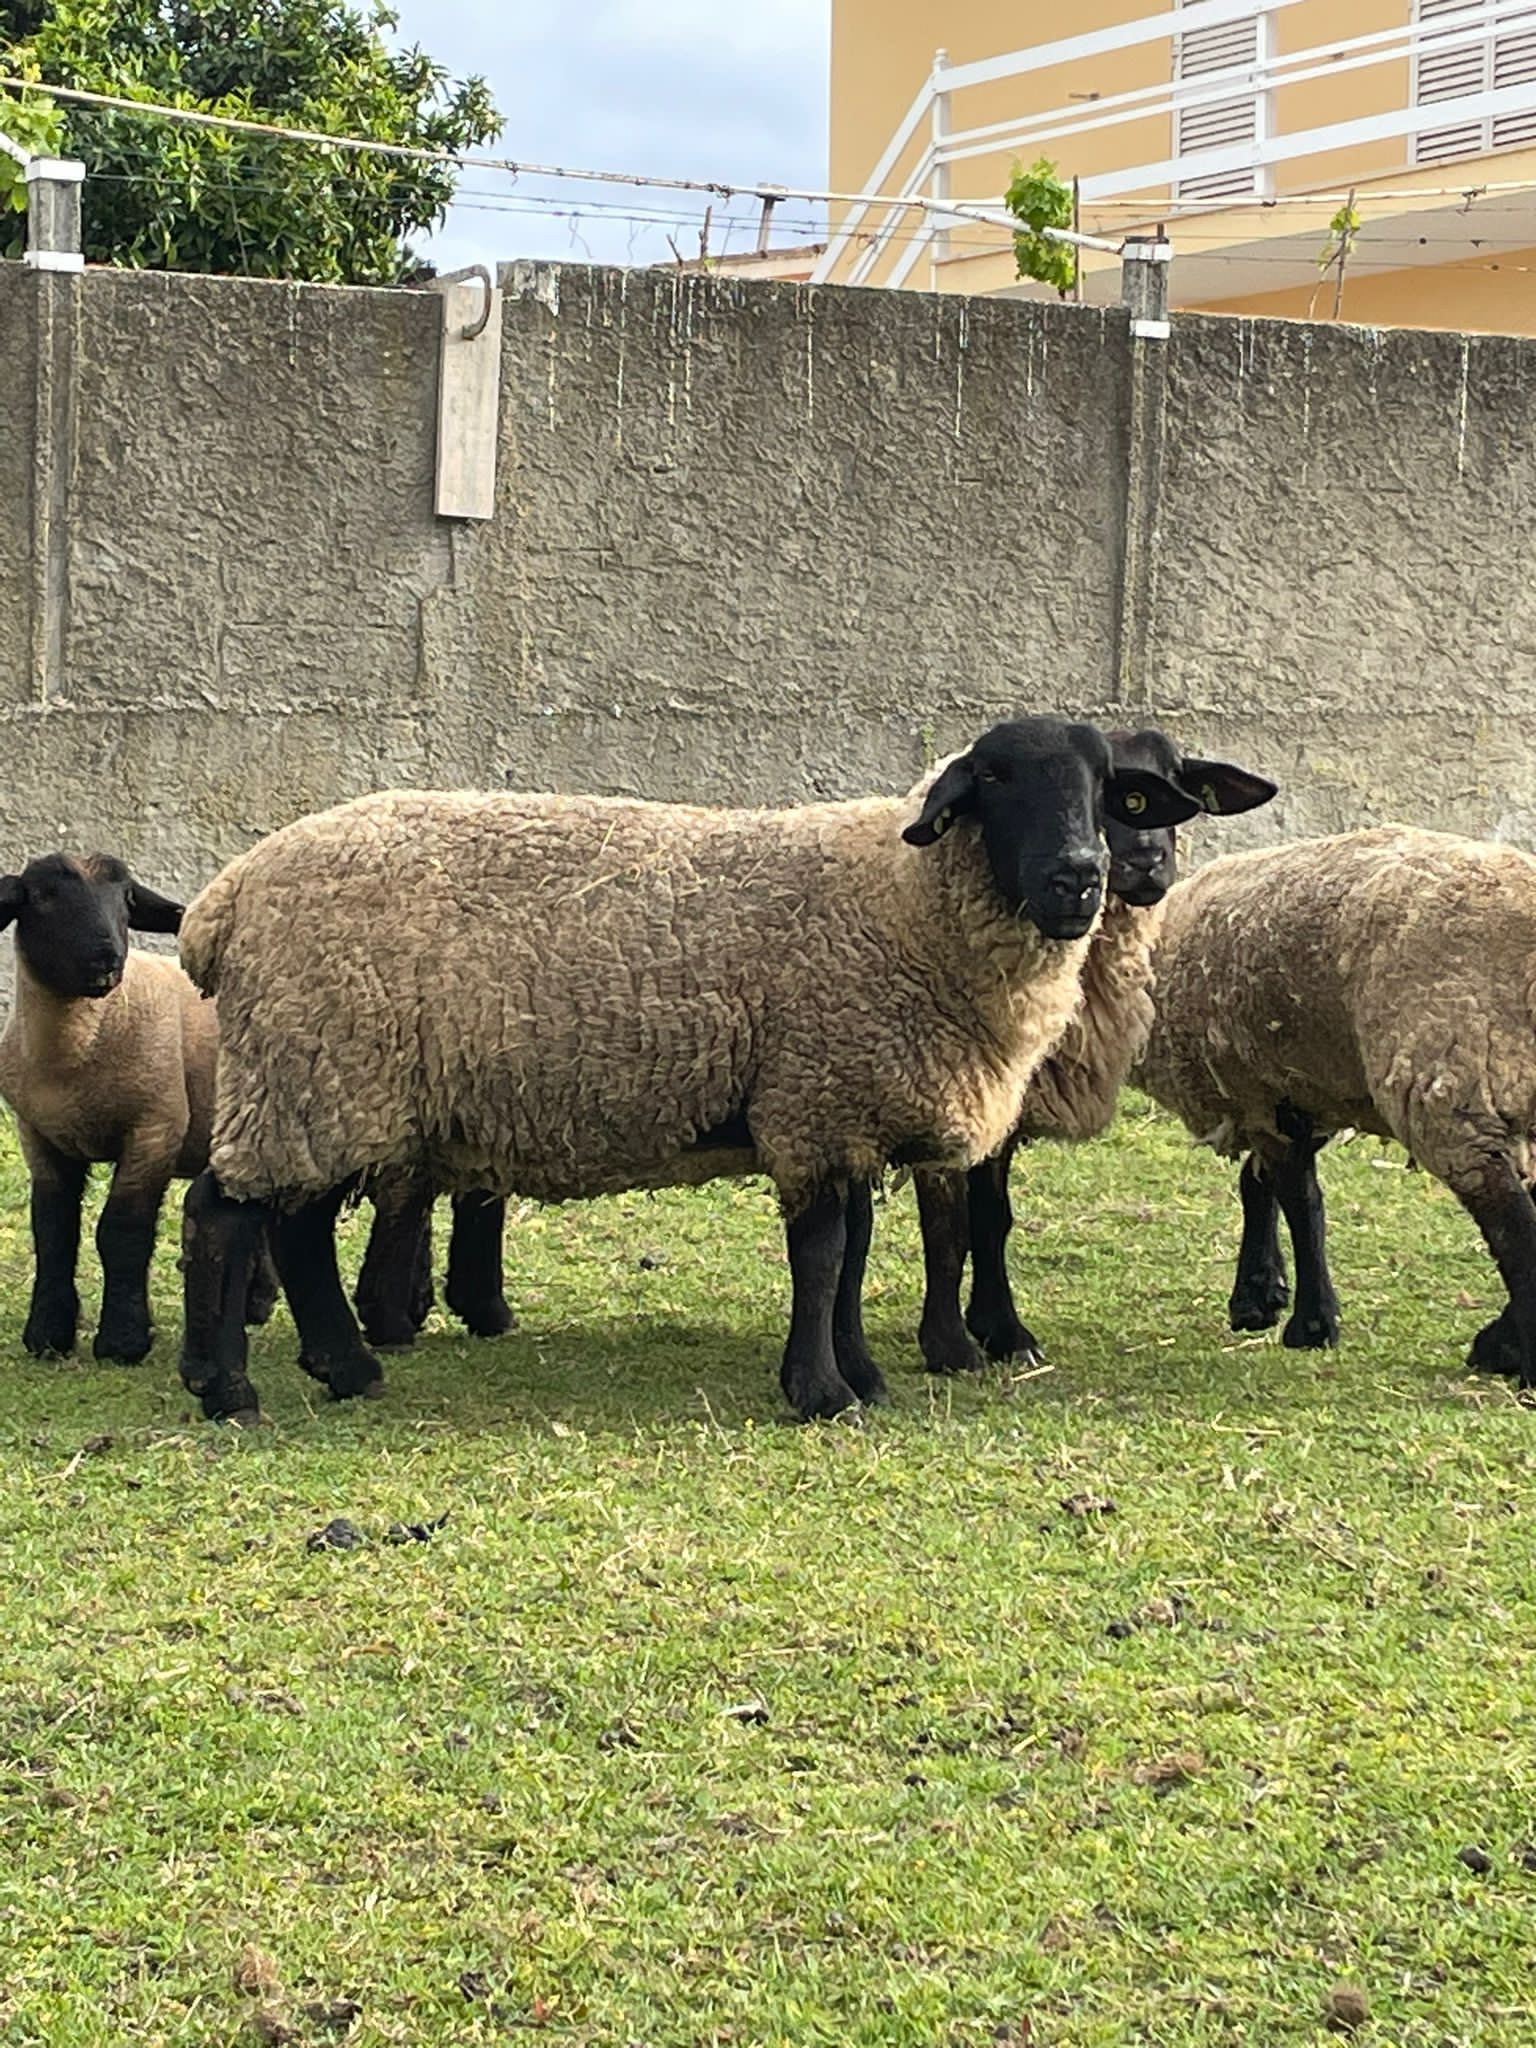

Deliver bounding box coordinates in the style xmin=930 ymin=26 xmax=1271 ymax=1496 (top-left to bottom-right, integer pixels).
xmin=1141 ymin=826 xmax=1536 ymax=1168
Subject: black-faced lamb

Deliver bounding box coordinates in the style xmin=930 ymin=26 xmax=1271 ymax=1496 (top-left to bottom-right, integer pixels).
xmin=174 ymin=716 xmax=1202 ymax=1424
xmin=911 ymin=729 xmax=1277 ymax=1374
xmin=0 ymin=852 xmax=277 ymax=1362
xmin=1135 ymin=824 xmax=1536 ymax=1385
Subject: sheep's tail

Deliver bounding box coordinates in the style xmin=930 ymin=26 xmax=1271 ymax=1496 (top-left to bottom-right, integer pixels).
xmin=178 ymin=865 xmax=242 ymax=996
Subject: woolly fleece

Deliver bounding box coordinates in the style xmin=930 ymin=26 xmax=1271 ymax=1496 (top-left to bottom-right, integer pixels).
xmin=1138 ymin=825 xmax=1536 ymax=1192
xmin=182 ymin=786 xmax=1099 ymax=1215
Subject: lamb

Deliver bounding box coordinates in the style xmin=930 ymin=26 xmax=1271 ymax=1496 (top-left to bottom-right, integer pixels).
xmin=0 ymin=851 xmax=278 ymax=1362
xmin=911 ymin=729 xmax=1277 ymax=1376
xmin=174 ymin=715 xmax=1203 ymax=1424
xmin=1135 ymin=825 xmax=1536 ymax=1386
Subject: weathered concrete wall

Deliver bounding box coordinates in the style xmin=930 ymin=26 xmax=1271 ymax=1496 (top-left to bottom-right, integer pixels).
xmin=0 ymin=257 xmax=1532 ymax=942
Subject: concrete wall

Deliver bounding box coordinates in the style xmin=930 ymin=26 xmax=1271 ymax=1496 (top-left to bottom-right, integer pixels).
xmin=1 ymin=257 xmax=1533 ymax=941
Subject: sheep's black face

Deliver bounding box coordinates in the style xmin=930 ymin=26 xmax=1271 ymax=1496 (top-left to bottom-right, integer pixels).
xmin=902 ymin=717 xmax=1203 ymax=941
xmin=1105 ymin=729 xmax=1184 ymax=908
xmin=0 ymin=853 xmax=186 ymax=1000
xmin=1105 ymin=727 xmax=1281 ymax=907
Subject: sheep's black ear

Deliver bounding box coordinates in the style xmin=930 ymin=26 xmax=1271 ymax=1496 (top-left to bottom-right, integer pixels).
xmin=0 ymin=876 xmax=23 ymax=931
xmin=1176 ymin=756 xmax=1279 ymax=817
xmin=1105 ymin=769 xmax=1202 ymax=830
xmin=126 ymin=881 xmax=185 ymax=934
xmin=902 ymin=756 xmax=979 ymax=846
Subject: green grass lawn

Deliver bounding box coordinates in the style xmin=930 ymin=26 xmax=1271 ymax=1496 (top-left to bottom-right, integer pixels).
xmin=1 ymin=1096 xmax=1534 ymax=2046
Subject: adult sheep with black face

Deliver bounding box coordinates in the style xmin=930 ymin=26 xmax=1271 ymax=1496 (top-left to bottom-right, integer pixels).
xmin=176 ymin=715 xmax=1201 ymax=1424
xmin=912 ymin=728 xmax=1278 ymax=1375
xmin=1137 ymin=824 xmax=1536 ymax=1386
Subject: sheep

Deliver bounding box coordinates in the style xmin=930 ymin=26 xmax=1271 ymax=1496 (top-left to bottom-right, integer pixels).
xmin=0 ymin=851 xmax=279 ymax=1362
xmin=173 ymin=715 xmax=1204 ymax=1424
xmin=910 ymin=729 xmax=1278 ymax=1375
xmin=1134 ymin=824 xmax=1536 ymax=1386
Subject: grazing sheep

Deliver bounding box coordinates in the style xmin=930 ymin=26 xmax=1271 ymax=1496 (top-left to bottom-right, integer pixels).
xmin=912 ymin=729 xmax=1278 ymax=1374
xmin=0 ymin=852 xmax=278 ymax=1362
xmin=176 ymin=716 xmax=1202 ymax=1423
xmin=1136 ymin=825 xmax=1536 ymax=1385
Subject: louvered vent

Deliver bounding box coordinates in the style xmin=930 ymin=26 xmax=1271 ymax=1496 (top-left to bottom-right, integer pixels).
xmin=1492 ymin=19 xmax=1536 ymax=147
xmin=1175 ymin=4 xmax=1259 ymax=198
xmin=1414 ymin=0 xmax=1536 ymax=162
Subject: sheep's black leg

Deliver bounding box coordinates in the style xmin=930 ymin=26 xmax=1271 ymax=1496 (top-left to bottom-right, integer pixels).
xmin=1229 ymin=1153 xmax=1290 ymax=1331
xmin=21 ymin=1137 xmax=87 ymax=1359
xmin=94 ymin=1169 xmax=170 ymax=1363
xmin=179 ymin=1171 xmax=265 ymax=1420
xmin=833 ymin=1179 xmax=887 ymax=1404
xmin=1457 ymin=1161 xmax=1536 ymax=1387
xmin=245 ymin=1232 xmax=281 ymax=1328
xmin=915 ymin=1169 xmax=987 ymax=1374
xmin=1271 ymin=1109 xmax=1339 ymax=1349
xmin=446 ymin=1192 xmax=516 ymax=1337
xmin=964 ymin=1141 xmax=1042 ymax=1364
xmin=275 ymin=1185 xmax=384 ymax=1402
xmin=355 ymin=1179 xmax=434 ymax=1349
xmin=1469 ymin=1187 xmax=1536 ymax=1376
xmin=780 ymin=1185 xmax=860 ymax=1421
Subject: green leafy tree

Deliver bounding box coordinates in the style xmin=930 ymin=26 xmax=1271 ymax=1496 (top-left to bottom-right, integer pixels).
xmin=0 ymin=87 xmax=64 ymax=231
xmin=1003 ymin=155 xmax=1076 ymax=298
xmin=0 ymin=0 xmax=500 ymax=281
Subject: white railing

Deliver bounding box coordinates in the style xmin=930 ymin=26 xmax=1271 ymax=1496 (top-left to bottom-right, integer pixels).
xmin=813 ymin=0 xmax=1536 ymax=288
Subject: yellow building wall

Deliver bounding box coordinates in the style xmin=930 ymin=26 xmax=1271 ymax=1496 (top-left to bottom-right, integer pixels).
xmin=830 ymin=0 xmax=1422 ymax=216
xmin=1194 ymin=245 xmax=1536 ymax=333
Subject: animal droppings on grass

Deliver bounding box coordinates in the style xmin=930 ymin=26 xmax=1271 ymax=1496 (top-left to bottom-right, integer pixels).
xmin=1458 ymin=1845 xmax=1494 ymax=1874
xmin=248 ymin=2011 xmax=300 ymax=2047
xmin=232 ymin=1945 xmax=283 ymax=1999
xmin=300 ymin=1998 xmax=362 ymax=2034
xmin=1518 ymin=1842 xmax=1536 ymax=1871
xmin=721 ymin=1700 xmax=770 ymax=1724
xmin=305 ymin=1518 xmax=365 ymax=1553
xmin=1105 ymin=1617 xmax=1138 ymax=1640
xmin=384 ymin=1512 xmax=448 ymax=1544
xmin=1061 ymin=1493 xmax=1117 ymax=1517
xmin=1325 ymin=1982 xmax=1370 ymax=2031
xmin=458 ymin=1971 xmax=491 ymax=2002
xmin=1134 ymin=1751 xmax=1205 ymax=1788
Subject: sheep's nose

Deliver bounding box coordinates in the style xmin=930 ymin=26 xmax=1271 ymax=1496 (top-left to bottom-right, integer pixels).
xmin=1044 ymin=852 xmax=1104 ymax=905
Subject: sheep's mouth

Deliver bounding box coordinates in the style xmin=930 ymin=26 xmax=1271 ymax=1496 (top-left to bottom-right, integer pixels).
xmin=82 ymin=966 xmax=124 ymax=996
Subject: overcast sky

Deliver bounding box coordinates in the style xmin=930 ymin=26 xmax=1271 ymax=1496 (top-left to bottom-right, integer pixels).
xmin=388 ymin=0 xmax=832 ymax=276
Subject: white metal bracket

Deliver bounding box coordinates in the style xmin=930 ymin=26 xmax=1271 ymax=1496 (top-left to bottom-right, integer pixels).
xmin=432 ymin=264 xmax=502 ymax=522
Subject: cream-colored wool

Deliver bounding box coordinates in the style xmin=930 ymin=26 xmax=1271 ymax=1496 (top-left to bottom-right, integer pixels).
xmin=1016 ymin=892 xmax=1165 ymax=1144
xmin=182 ymin=786 xmax=1100 ymax=1214
xmin=0 ymin=949 xmax=217 ymax=1190
xmin=1138 ymin=825 xmax=1536 ymax=1192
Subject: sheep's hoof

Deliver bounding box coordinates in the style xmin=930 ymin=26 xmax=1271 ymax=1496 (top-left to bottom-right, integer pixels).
xmin=450 ymin=1296 xmax=517 ymax=1339
xmin=197 ymin=1375 xmax=262 ymax=1423
xmin=94 ymin=1327 xmax=154 ymax=1365
xmin=1282 ymin=1309 xmax=1339 ymax=1350
xmin=781 ymin=1359 xmax=861 ymax=1423
xmin=357 ymin=1314 xmax=420 ymax=1352
xmin=1469 ymin=1312 xmax=1523 ymax=1379
xmin=300 ymin=1346 xmax=386 ymax=1404
xmin=23 ymin=1307 xmax=77 ymax=1359
xmin=919 ymin=1318 xmax=990 ymax=1375
xmin=1228 ymin=1275 xmax=1289 ymax=1332
xmin=834 ymin=1342 xmax=889 ymax=1405
xmin=966 ymin=1306 xmax=1044 ymax=1366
